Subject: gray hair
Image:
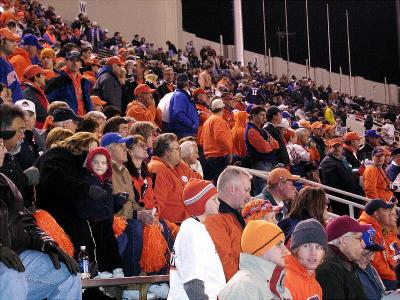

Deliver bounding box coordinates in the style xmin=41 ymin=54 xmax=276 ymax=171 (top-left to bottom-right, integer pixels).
xmin=217 ymin=166 xmax=252 ymax=193
xmin=180 ymin=141 xmax=197 ymax=159
xmin=153 ymin=133 xmax=177 ymax=157
xmin=328 ymin=232 xmax=353 ymax=246
xmin=295 ymin=128 xmax=309 ymax=138
xmin=86 ymin=111 xmax=106 ymax=120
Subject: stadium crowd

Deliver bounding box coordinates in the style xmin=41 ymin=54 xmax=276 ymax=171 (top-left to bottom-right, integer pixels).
xmin=1 ymin=0 xmax=400 ymax=299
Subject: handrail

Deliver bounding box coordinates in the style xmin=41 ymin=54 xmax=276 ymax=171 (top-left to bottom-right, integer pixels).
xmin=326 ymin=193 xmax=365 ymax=218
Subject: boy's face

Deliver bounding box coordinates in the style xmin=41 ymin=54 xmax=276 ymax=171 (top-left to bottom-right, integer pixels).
xmin=91 ymin=154 xmax=108 ymax=176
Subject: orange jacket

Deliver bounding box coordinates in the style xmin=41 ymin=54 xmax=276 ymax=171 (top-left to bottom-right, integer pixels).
xmin=126 ymin=101 xmax=157 ymax=124
xmin=83 ymin=70 xmax=96 ymax=87
xmin=195 ymin=102 xmax=211 ymax=146
xmin=8 ymin=47 xmax=32 ymax=81
xmin=363 ymin=165 xmax=393 ymax=201
xmin=359 ymin=212 xmax=396 ymax=280
xmin=384 ymin=229 xmax=400 ymax=270
xmin=43 ymin=69 xmax=58 ymax=81
xmin=231 ymin=111 xmax=248 ymax=158
xmin=202 ymin=114 xmax=233 ymax=159
xmin=247 ymin=126 xmax=279 ymax=153
xmin=284 ymin=254 xmax=322 ymax=300
xmin=148 ymin=156 xmax=201 ymax=223
xmin=205 ymin=212 xmax=243 ymax=280
xmin=223 ymin=107 xmax=235 ymax=129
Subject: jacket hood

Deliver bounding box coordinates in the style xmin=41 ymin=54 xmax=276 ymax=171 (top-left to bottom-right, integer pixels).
xmin=285 ymin=253 xmax=314 ymax=279
xmin=85 ymin=147 xmax=112 ymax=182
xmin=97 ymin=65 xmax=114 ymax=78
xmin=8 ymin=47 xmax=31 ymax=61
xmin=358 ymin=211 xmax=380 ymax=231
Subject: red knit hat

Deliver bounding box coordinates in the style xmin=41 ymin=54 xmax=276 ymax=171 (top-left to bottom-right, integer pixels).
xmin=182 ymin=178 xmax=218 ymax=216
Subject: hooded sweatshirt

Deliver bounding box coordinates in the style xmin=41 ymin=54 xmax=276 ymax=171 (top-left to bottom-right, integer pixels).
xmin=284 ymin=254 xmax=322 ymax=300
xmin=231 ymin=111 xmax=248 ymax=158
xmin=8 ymin=47 xmax=32 ymax=81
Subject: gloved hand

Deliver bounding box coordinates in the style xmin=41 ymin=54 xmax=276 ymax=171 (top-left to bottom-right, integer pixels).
xmin=88 ymin=185 xmax=107 ymax=201
xmin=43 ymin=242 xmax=79 ymax=275
xmin=0 ymin=244 xmax=25 ymax=272
xmin=23 ymin=166 xmax=39 ymax=186
xmin=115 ymin=192 xmax=129 ymax=202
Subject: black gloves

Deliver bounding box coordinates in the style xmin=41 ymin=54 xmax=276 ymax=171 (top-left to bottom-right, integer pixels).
xmin=0 ymin=245 xmax=25 ymax=272
xmin=43 ymin=242 xmax=79 ymax=275
xmin=115 ymin=192 xmax=129 ymax=202
xmin=88 ymin=185 xmax=107 ymax=201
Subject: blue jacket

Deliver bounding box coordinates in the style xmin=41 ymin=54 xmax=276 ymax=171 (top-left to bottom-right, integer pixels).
xmin=168 ymin=88 xmax=199 ymax=137
xmin=386 ymin=162 xmax=400 ymax=182
xmin=356 ymin=264 xmax=385 ymax=300
xmin=45 ymin=70 xmax=92 ymax=113
xmin=0 ymin=57 xmax=23 ymax=102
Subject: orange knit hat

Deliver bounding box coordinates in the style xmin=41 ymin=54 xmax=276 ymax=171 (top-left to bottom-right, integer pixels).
xmin=182 ymin=178 xmax=217 ymax=216
xmin=241 ymin=220 xmax=284 ymax=256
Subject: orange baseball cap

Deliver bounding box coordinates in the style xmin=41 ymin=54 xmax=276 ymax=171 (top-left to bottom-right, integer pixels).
xmin=299 ymin=120 xmax=311 ymax=129
xmin=328 ymin=137 xmax=343 ymax=147
xmin=134 ymin=84 xmax=155 ymax=97
xmin=323 ymin=124 xmax=336 ymax=132
xmin=268 ymin=168 xmax=300 ymax=185
xmin=344 ymin=132 xmax=362 ymax=142
xmin=311 ymin=121 xmax=323 ymax=131
xmin=192 ymin=88 xmax=206 ymax=97
xmin=0 ymin=28 xmax=21 ymax=41
xmin=23 ymin=65 xmax=44 ymax=80
xmin=90 ymin=95 xmax=107 ymax=106
xmin=105 ymin=56 xmax=123 ymax=66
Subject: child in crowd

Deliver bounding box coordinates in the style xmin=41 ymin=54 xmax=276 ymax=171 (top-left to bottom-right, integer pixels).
xmin=79 ymin=147 xmax=128 ymax=278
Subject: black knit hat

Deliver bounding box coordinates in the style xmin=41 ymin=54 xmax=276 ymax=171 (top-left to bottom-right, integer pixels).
xmin=290 ymin=218 xmax=328 ymax=251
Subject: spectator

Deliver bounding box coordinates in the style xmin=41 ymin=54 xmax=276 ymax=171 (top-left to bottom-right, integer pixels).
xmin=363 ymin=148 xmax=394 ymax=201
xmin=278 ymin=186 xmax=329 ymax=245
xmin=9 ymin=34 xmax=42 ymax=81
xmin=21 ymin=65 xmax=48 ymax=128
xmin=323 ymin=102 xmax=335 ymax=125
xmin=0 ymin=28 xmax=23 ymax=101
xmin=264 ymin=106 xmax=290 ymax=167
xmin=45 ymin=51 xmax=92 ymax=116
xmin=85 ymin=111 xmax=107 ymax=133
xmin=386 ymin=148 xmax=400 ymax=182
xmin=342 ymin=131 xmax=362 ymax=169
xmin=103 ymin=116 xmax=129 ymax=136
xmin=310 ymin=121 xmax=326 ymax=162
xmin=287 ymin=128 xmax=311 ymax=176
xmin=359 ymin=199 xmax=397 ymax=290
xmin=93 ymin=56 xmax=123 ymax=109
xmin=205 ymin=166 xmax=252 ymax=280
xmin=43 ymin=25 xmax=57 ymax=47
xmin=193 ymin=87 xmax=211 ymax=150
xmin=358 ymin=130 xmax=381 ymax=162
xmin=231 ymin=111 xmax=247 ymax=159
xmin=241 ymin=198 xmax=281 ymax=225
xmin=168 ymin=179 xmax=225 ymax=299
xmin=218 ymin=220 xmax=291 ymax=299
xmin=285 ymin=219 xmax=328 ymax=300
xmin=166 ymin=40 xmax=177 ymax=57
xmin=130 ymin=121 xmax=158 ymax=159
xmin=202 ymin=99 xmax=233 ymax=183
xmin=355 ymin=227 xmax=387 ymax=300
xmin=40 ymin=48 xmax=57 ymax=80
xmin=257 ymin=168 xmax=299 ymax=221
xmin=148 ymin=133 xmax=201 ymax=223
xmin=198 ymin=62 xmax=212 ymax=90
xmin=51 ymin=107 xmax=82 ymax=134
xmin=180 ymin=140 xmax=203 ymax=177
xmin=245 ymin=106 xmax=279 ymax=194
xmin=126 ymin=84 xmax=157 ymax=123
xmin=45 ymin=127 xmax=73 ymax=149
xmin=82 ymin=58 xmax=100 ymax=89
xmin=156 ymin=67 xmax=175 ymax=100
xmin=0 ymin=170 xmax=81 ymax=300
xmin=169 ymin=73 xmax=199 ymax=139
xmin=102 ymin=105 xmax=122 ymax=119
xmin=316 ymin=215 xmax=369 ymax=299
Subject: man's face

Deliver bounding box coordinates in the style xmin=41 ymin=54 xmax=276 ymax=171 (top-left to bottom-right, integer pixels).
xmin=351 ymin=139 xmax=361 ymax=149
xmin=261 ymin=240 xmax=288 ymax=267
xmin=2 ymin=39 xmax=17 ymax=56
xmin=133 ymin=61 xmax=144 ymax=76
xmin=165 ymin=141 xmax=181 ymax=166
xmin=372 ymin=154 xmax=385 ymax=167
xmin=27 ymin=45 xmax=38 ymax=57
xmin=118 ymin=123 xmax=129 ymax=137
xmin=279 ymin=179 xmax=296 ymax=200
xmin=231 ymin=175 xmax=252 ymax=210
xmin=369 ymin=137 xmax=380 ymax=146
xmin=112 ymin=64 xmax=122 ymax=76
xmin=295 ymin=243 xmax=325 ymax=272
xmin=63 ymin=119 xmax=78 ymax=133
xmin=41 ymin=56 xmax=53 ymax=69
xmin=341 ymin=232 xmax=365 ymax=261
xmin=253 ymin=112 xmax=267 ymax=126
xmin=313 ymin=128 xmax=322 ymax=137
xmin=164 ymin=69 xmax=174 ymax=83
xmin=4 ymin=116 xmax=25 ymax=152
xmin=188 ymin=145 xmax=199 ymax=165
xmin=66 ymin=58 xmax=81 ymax=73
xmin=273 ymin=112 xmax=283 ymax=125
xmin=24 ymin=111 xmax=36 ymax=131
xmin=109 ymin=143 xmax=128 ymax=164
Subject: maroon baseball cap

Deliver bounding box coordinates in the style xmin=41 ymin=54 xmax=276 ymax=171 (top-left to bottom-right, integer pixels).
xmin=326 ymin=215 xmax=370 ymax=242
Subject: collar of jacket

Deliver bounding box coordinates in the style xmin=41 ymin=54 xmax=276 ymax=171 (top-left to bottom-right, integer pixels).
xmin=218 ymin=199 xmax=245 ymax=229
xmin=328 ymin=245 xmax=356 ymax=271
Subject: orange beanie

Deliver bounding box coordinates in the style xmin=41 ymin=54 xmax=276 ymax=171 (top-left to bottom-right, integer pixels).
xmin=182 ymin=178 xmax=217 ymax=216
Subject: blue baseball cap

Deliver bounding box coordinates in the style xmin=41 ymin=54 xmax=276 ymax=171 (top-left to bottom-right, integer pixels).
xmin=365 ymin=129 xmax=381 ymax=139
xmin=20 ymin=34 xmax=43 ymax=49
xmin=100 ymin=133 xmax=133 ymax=148
xmin=362 ymin=227 xmax=384 ymax=252
xmin=282 ymin=111 xmax=294 ymax=119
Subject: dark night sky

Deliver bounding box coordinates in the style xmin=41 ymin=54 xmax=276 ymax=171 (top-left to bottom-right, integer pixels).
xmin=182 ymin=0 xmax=399 ymax=85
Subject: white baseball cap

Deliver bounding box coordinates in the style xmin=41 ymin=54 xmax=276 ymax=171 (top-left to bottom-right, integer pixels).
xmin=211 ymin=98 xmax=225 ymax=111
xmin=15 ymin=99 xmax=36 ymax=114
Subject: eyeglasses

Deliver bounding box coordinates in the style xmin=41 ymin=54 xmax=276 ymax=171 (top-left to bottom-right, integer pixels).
xmin=347 ymin=235 xmax=363 ymax=244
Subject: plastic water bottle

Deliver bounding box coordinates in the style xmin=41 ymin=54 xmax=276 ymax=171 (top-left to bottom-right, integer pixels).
xmin=78 ymin=246 xmax=90 ymax=279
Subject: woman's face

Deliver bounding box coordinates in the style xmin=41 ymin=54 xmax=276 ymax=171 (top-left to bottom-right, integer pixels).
xmin=129 ymin=141 xmax=148 ymax=160
xmin=295 ymin=243 xmax=325 ymax=273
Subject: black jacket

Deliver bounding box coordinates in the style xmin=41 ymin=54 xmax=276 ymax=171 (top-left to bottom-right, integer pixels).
xmin=156 ymin=82 xmax=174 ymax=103
xmin=0 ymin=173 xmax=53 ymax=254
xmin=311 ymin=135 xmax=326 ymax=162
xmin=316 ymin=245 xmax=367 ymax=300
xmin=357 ymin=143 xmax=374 ymax=163
xmin=121 ymin=78 xmax=157 ymax=115
xmin=342 ymin=147 xmax=361 ymax=169
xmin=263 ymin=122 xmax=290 ymax=166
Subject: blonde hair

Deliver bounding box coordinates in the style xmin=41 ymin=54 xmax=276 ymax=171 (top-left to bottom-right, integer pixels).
xmin=59 ymin=132 xmax=98 ymax=155
xmin=46 ymin=127 xmax=73 ymax=149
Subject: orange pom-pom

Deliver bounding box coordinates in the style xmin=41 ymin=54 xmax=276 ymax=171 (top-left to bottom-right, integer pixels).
xmin=33 ymin=209 xmax=74 ymax=256
xmin=112 ymin=215 xmax=127 ymax=238
xmin=140 ymin=224 xmax=169 ymax=273
xmin=165 ymin=220 xmax=180 ymax=238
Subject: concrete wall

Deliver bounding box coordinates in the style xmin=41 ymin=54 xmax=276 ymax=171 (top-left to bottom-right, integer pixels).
xmin=41 ymin=0 xmax=399 ymax=106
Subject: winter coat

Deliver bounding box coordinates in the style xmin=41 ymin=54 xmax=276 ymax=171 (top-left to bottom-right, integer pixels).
xmin=231 ymin=111 xmax=247 ymax=158
xmin=386 ymin=162 xmax=400 ymax=182
xmin=0 ymin=173 xmax=54 ymax=255
xmin=284 ymin=254 xmax=322 ymax=300
xmin=218 ymin=253 xmax=292 ymax=300
xmin=92 ymin=66 xmax=122 ymax=109
xmin=22 ymin=81 xmax=49 ymax=128
xmin=356 ymin=264 xmax=386 ymax=300
xmin=45 ymin=70 xmax=92 ymax=114
xmin=357 ymin=143 xmax=374 ymax=163
xmin=359 ymin=212 xmax=396 ymax=281
xmin=363 ymin=165 xmax=393 ymax=201
xmin=16 ymin=130 xmax=40 ymax=171
xmin=264 ymin=122 xmax=290 ymax=165
xmin=205 ymin=200 xmax=245 ymax=281
xmin=168 ymin=88 xmax=199 ymax=137
xmin=0 ymin=56 xmax=23 ymax=102
xmin=342 ymin=146 xmax=361 ymax=169
xmin=8 ymin=47 xmax=32 ymax=81
xmin=316 ymin=245 xmax=367 ymax=300
xmin=195 ymin=102 xmax=211 ymax=146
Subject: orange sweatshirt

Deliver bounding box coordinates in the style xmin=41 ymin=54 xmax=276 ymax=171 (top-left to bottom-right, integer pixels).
xmin=384 ymin=229 xmax=400 ymax=270
xmin=231 ymin=111 xmax=248 ymax=158
xmin=202 ymin=114 xmax=233 ymax=159
xmin=126 ymin=101 xmax=157 ymax=124
xmin=284 ymin=254 xmax=323 ymax=300
xmin=148 ymin=156 xmax=201 ymax=223
xmin=363 ymin=165 xmax=393 ymax=201
xmin=247 ymin=127 xmax=279 ymax=153
xmin=359 ymin=212 xmax=396 ymax=280
xmin=196 ymin=103 xmax=212 ymax=146
xmin=223 ymin=108 xmax=235 ymax=129
xmin=8 ymin=47 xmax=32 ymax=81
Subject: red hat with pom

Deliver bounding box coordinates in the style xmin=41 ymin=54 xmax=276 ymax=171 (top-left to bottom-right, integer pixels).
xmin=182 ymin=179 xmax=218 ymax=216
